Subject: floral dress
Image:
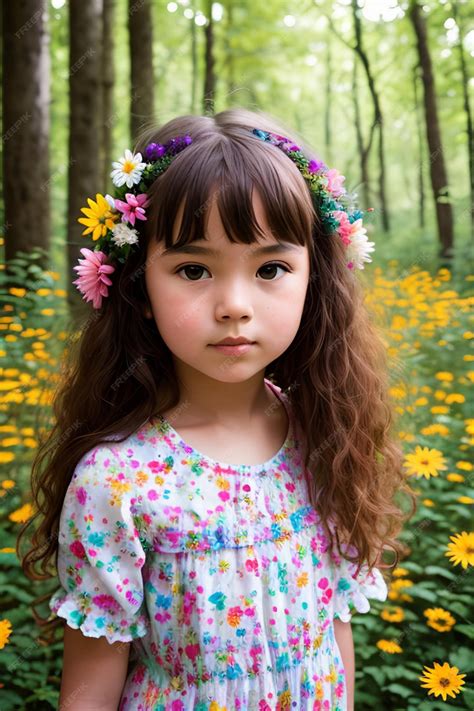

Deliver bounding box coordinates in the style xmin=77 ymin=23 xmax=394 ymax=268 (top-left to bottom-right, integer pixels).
xmin=49 ymin=378 xmax=388 ymax=710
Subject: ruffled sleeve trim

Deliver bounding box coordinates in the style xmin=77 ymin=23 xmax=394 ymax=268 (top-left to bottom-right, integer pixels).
xmin=333 ymin=563 xmax=388 ymax=623
xmin=49 ymin=588 xmax=150 ymax=644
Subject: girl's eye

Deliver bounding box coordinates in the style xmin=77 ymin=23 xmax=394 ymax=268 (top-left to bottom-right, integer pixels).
xmin=176 ymin=264 xmax=210 ymax=281
xmin=175 ymin=262 xmax=291 ymax=282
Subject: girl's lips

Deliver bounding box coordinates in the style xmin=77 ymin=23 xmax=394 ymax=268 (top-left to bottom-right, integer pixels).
xmin=210 ymin=343 xmax=255 ymax=355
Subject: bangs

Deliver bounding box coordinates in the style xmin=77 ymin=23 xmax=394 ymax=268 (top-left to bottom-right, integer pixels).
xmin=143 ymin=131 xmax=317 ymax=252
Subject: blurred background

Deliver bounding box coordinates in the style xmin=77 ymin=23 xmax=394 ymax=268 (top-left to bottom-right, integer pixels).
xmin=0 ymin=0 xmax=473 ymax=708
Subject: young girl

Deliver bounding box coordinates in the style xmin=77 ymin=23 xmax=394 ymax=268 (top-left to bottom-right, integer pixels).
xmin=21 ymin=107 xmax=415 ymax=710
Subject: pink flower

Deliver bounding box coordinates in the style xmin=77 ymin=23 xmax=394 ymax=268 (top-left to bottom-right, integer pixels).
xmin=72 ymin=248 xmax=115 ymax=310
xmin=333 ymin=210 xmax=353 ymax=245
xmin=69 ymin=540 xmax=86 ymax=559
xmin=114 ymin=193 xmax=149 ymax=226
xmin=76 ymin=487 xmax=87 ymax=505
xmin=91 ymin=594 xmax=121 ymax=612
xmin=325 ymin=168 xmax=346 ymax=197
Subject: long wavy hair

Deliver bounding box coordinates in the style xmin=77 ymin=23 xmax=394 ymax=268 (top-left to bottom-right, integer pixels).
xmin=19 ymin=107 xmax=416 ymax=635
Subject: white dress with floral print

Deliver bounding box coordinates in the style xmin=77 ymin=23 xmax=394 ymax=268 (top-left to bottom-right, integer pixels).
xmin=49 ymin=379 xmax=388 ymax=710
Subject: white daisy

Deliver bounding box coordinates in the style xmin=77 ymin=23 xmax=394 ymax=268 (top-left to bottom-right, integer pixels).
xmin=345 ymin=221 xmax=375 ymax=270
xmin=110 ymin=149 xmax=146 ymax=189
xmin=111 ymin=223 xmax=140 ymax=248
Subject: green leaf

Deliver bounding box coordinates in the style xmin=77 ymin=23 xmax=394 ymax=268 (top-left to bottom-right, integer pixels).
xmin=424 ymin=565 xmax=456 ymax=580
xmin=364 ymin=665 xmax=386 ymax=685
xmin=461 ymin=687 xmax=474 ymax=708
xmin=455 ymin=624 xmax=474 ymax=640
xmin=400 ymin=584 xmax=438 ymax=602
xmin=384 ymin=683 xmax=413 ymax=698
xmin=449 ymin=646 xmax=473 ymax=670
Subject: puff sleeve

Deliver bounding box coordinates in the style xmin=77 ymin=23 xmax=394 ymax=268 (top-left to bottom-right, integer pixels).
xmin=326 ymin=519 xmax=388 ymax=623
xmin=49 ymin=444 xmax=150 ymax=643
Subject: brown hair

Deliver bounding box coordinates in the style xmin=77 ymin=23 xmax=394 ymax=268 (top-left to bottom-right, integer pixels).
xmin=19 ymin=107 xmax=416 ymax=635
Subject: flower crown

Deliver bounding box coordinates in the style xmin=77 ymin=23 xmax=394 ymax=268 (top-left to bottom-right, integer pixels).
xmin=73 ymin=129 xmax=374 ymax=309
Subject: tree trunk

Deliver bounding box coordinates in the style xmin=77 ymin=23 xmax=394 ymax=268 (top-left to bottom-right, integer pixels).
xmin=452 ymin=0 xmax=473 ymax=241
xmin=203 ymin=0 xmax=215 ymax=115
xmin=324 ymin=37 xmax=332 ymax=166
xmin=102 ymin=0 xmax=115 ymax=193
xmin=351 ymin=0 xmax=389 ymax=231
xmin=67 ymin=0 xmax=103 ymax=318
xmin=223 ymin=0 xmax=237 ymax=107
xmin=3 ymin=0 xmax=50 ymax=273
xmin=413 ymin=63 xmax=425 ymax=229
xmin=128 ymin=0 xmax=154 ymax=143
xmin=352 ymin=59 xmax=370 ymax=209
xmin=190 ymin=1 xmax=198 ymax=113
xmin=409 ymin=1 xmax=454 ymax=258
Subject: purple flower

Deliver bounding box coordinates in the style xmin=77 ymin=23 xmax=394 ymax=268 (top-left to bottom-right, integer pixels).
xmin=165 ymin=135 xmax=192 ymax=156
xmin=308 ymin=158 xmax=325 ymax=174
xmin=144 ymin=142 xmax=165 ymax=161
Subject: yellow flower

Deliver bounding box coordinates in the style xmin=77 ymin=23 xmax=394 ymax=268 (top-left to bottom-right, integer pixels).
xmin=422 ymin=499 xmax=435 ymax=507
xmin=1 ymin=479 xmax=15 ymax=489
xmin=0 ymin=437 xmax=20 ymax=447
xmin=0 ymin=547 xmax=16 ymax=554
xmin=0 ymin=619 xmax=12 ymax=649
xmin=403 ymin=446 xmax=447 ymax=479
xmin=423 ymin=607 xmax=456 ymax=632
xmin=110 ymin=479 xmax=131 ymax=496
xmin=277 ymin=689 xmax=292 ymax=707
xmin=435 ymin=371 xmax=453 ymax=382
xmin=209 ymin=702 xmax=227 ymax=711
xmin=380 ymin=606 xmax=404 ymax=623
xmin=8 ymin=288 xmax=26 ymax=298
xmin=445 ymin=531 xmax=474 ymax=569
xmin=376 ymin=639 xmax=402 ymax=654
xmin=445 ymin=393 xmax=465 ymax=404
xmin=456 ymin=460 xmax=472 ymax=471
xmin=0 ymin=380 xmax=22 ymax=391
xmin=420 ymin=424 xmax=449 ymax=436
xmin=78 ymin=193 xmax=118 ymax=241
xmin=447 ymin=473 xmax=464 ymax=482
xmin=296 ymin=572 xmax=309 ymax=588
xmin=390 ymin=578 xmax=413 ymax=591
xmin=458 ymin=496 xmax=474 ymax=505
xmin=392 ymin=567 xmax=409 ymax=577
xmin=419 ymin=661 xmax=466 ymax=701
xmin=0 ymin=452 xmax=15 ymax=464
xmin=8 ymin=503 xmax=35 ymax=523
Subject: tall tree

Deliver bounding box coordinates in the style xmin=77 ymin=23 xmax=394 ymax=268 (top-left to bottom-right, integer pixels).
xmin=102 ymin=0 xmax=115 ymax=192
xmin=223 ymin=0 xmax=237 ymax=107
xmin=67 ymin=0 xmax=103 ymax=317
xmin=351 ymin=0 xmax=389 ymax=231
xmin=3 ymin=0 xmax=50 ymax=271
xmin=325 ymin=2 xmax=388 ymax=227
xmin=452 ymin=0 xmax=473 ymax=241
xmin=352 ymin=59 xmax=370 ymax=209
xmin=413 ymin=63 xmax=426 ymax=230
xmin=409 ymin=1 xmax=454 ymax=259
xmin=203 ymin=0 xmax=216 ymax=115
xmin=190 ymin=1 xmax=198 ymax=113
xmin=128 ymin=0 xmax=155 ymax=143
xmin=324 ymin=36 xmax=333 ymax=166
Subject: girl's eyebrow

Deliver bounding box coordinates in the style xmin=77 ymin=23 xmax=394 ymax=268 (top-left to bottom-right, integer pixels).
xmin=161 ymin=242 xmax=299 ymax=258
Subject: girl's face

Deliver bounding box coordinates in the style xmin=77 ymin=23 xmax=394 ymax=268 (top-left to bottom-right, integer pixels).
xmin=144 ymin=189 xmax=310 ymax=384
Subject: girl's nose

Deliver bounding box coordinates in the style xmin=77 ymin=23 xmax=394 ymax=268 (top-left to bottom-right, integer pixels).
xmin=214 ymin=283 xmax=254 ymax=321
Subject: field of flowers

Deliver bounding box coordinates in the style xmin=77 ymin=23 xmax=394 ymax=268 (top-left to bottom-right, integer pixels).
xmin=0 ymin=244 xmax=472 ymax=709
